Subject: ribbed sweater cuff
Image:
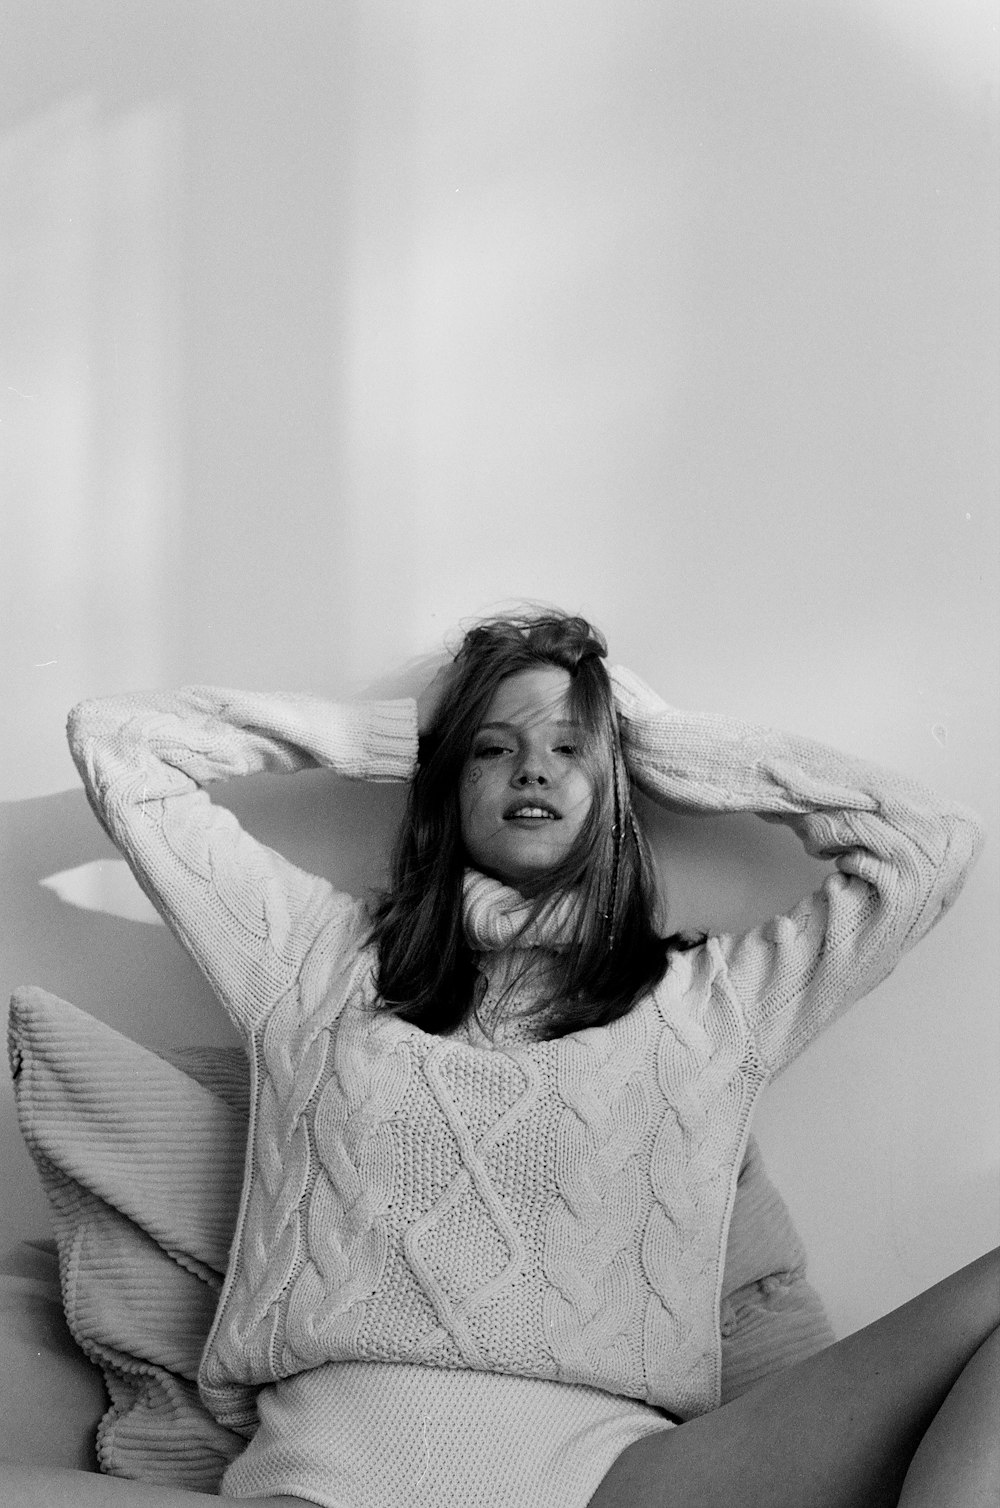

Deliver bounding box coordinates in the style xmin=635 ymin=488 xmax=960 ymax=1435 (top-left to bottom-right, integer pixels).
xmin=350 ymin=699 xmax=419 ymax=780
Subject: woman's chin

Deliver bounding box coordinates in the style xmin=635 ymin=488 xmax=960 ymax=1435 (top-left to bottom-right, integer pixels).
xmin=475 ymin=858 xmax=569 ymax=899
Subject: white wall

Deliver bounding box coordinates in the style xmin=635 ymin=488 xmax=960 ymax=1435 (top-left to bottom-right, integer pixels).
xmin=1 ymin=0 xmax=997 ymax=1340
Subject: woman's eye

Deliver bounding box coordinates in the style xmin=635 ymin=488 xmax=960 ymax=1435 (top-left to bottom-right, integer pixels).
xmin=554 ymin=744 xmax=579 ymax=756
xmin=473 ymin=744 xmax=509 ymax=759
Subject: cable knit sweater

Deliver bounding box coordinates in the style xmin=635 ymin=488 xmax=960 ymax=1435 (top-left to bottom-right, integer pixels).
xmin=66 ymin=669 xmax=982 ymax=1505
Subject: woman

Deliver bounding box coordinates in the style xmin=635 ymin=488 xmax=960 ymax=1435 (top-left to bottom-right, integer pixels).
xmin=6 ymin=609 xmax=995 ymax=1508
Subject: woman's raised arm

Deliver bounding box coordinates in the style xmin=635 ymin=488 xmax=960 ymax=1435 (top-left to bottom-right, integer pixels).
xmin=610 ymin=665 xmax=984 ymax=1074
xmin=67 ymin=687 xmax=417 ymax=1037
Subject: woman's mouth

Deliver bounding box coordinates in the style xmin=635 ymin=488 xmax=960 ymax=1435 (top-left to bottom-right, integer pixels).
xmin=504 ymin=803 xmax=561 ymax=821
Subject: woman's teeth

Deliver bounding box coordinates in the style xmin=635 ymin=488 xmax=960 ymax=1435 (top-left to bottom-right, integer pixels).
xmin=510 ymin=807 xmax=556 ymax=819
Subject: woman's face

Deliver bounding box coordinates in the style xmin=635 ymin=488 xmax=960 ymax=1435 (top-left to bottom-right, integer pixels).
xmin=459 ymin=665 xmax=596 ymax=890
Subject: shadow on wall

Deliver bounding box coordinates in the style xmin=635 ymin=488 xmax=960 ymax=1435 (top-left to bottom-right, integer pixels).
xmin=1 ymin=776 xmax=408 ymax=1050
xmin=0 ymin=0 xmax=353 ymax=703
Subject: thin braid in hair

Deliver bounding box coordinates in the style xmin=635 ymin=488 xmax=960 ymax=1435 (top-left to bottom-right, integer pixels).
xmin=605 ymin=749 xmax=624 ymax=947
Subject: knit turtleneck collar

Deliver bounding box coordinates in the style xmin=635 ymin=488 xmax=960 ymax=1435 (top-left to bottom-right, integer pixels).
xmin=462 ymin=871 xmax=580 ymax=954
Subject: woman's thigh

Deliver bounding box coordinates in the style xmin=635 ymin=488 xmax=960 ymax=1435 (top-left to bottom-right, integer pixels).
xmin=587 ymin=1247 xmax=1000 ymax=1508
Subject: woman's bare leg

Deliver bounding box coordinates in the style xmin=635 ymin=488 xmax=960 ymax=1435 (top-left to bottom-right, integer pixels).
xmin=0 ymin=1464 xmax=309 ymax=1508
xmin=589 ymin=1246 xmax=1000 ymax=1508
xmin=898 ymin=1323 xmax=1000 ymax=1507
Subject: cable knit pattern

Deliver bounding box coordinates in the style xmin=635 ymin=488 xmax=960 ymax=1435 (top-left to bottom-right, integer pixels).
xmin=65 ymin=675 xmax=983 ymax=1505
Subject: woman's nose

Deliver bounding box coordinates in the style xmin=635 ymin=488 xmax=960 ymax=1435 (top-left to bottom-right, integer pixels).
xmin=513 ymin=765 xmax=548 ymax=787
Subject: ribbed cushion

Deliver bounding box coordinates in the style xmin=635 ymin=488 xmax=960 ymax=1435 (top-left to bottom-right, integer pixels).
xmin=10 ymin=989 xmax=244 ymax=1272
xmin=9 ymin=987 xmax=246 ymax=1486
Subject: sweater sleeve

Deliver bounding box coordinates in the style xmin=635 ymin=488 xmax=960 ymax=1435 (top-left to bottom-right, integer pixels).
xmin=610 ymin=666 xmax=984 ymax=1075
xmin=66 ymin=687 xmax=418 ymax=1037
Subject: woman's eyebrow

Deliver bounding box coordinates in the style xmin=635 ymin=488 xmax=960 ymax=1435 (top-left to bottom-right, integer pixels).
xmin=475 ymin=718 xmax=582 ymax=734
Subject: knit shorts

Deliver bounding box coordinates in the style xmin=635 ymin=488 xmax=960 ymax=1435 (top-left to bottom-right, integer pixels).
xmin=221 ymin=1361 xmax=674 ymax=1508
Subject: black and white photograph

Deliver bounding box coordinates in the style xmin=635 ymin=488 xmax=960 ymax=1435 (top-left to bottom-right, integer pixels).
xmin=1 ymin=3 xmax=997 ymax=1504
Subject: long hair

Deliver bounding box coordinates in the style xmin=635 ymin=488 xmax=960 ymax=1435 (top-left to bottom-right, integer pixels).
xmin=368 ymin=609 xmax=690 ymax=1038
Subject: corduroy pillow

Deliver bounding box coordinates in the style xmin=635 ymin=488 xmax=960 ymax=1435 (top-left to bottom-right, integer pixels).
xmin=8 ymin=985 xmax=835 ymax=1490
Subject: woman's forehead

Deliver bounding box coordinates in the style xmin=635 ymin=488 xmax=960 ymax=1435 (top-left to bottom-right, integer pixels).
xmin=480 ymin=666 xmax=574 ymax=728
